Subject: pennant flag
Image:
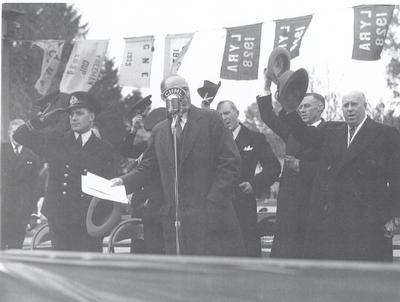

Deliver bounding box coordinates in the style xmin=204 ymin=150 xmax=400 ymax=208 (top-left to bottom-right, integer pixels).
xmin=34 ymin=40 xmax=65 ymax=95
xmin=274 ymin=15 xmax=313 ymax=59
xmin=60 ymin=40 xmax=108 ymax=94
xmin=352 ymin=5 xmax=395 ymax=60
xmin=119 ymin=36 xmax=154 ymax=88
xmin=164 ymin=32 xmax=194 ymax=78
xmin=220 ymin=23 xmax=262 ymax=80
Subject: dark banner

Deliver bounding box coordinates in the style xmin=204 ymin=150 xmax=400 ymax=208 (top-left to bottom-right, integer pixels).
xmin=274 ymin=15 xmax=313 ymax=59
xmin=220 ymin=23 xmax=262 ymax=80
xmin=352 ymin=5 xmax=395 ymax=60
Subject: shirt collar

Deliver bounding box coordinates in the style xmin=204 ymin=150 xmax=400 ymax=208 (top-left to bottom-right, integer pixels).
xmin=310 ymin=119 xmax=322 ymax=127
xmin=232 ymin=124 xmax=241 ymax=140
xmin=347 ymin=115 xmax=368 ymax=146
xmin=74 ymin=129 xmax=93 ymax=146
xmin=10 ymin=141 xmax=22 ymax=153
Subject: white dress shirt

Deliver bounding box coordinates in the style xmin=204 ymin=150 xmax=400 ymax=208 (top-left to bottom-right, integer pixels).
xmin=347 ymin=115 xmax=368 ymax=147
xmin=232 ymin=124 xmax=241 ymax=140
xmin=74 ymin=129 xmax=93 ymax=147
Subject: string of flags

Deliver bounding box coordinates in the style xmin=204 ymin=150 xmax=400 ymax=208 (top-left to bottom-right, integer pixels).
xmin=22 ymin=4 xmax=396 ymax=95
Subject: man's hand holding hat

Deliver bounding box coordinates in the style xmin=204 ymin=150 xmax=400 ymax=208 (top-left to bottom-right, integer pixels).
xmin=27 ymin=96 xmax=66 ymax=130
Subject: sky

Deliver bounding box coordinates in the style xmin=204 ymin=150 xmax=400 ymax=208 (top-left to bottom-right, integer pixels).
xmin=7 ymin=0 xmax=400 ymax=117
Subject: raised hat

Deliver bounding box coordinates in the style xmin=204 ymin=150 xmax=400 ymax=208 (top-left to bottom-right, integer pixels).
xmin=277 ymin=68 xmax=309 ymax=113
xmin=197 ymin=80 xmax=221 ymax=105
xmin=128 ymin=95 xmax=152 ymax=117
xmin=143 ymin=107 xmax=167 ymax=131
xmin=66 ymin=91 xmax=101 ymax=115
xmin=266 ymin=47 xmax=291 ymax=85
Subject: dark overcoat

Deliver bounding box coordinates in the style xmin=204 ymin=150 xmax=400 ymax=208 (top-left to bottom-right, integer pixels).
xmin=257 ymin=95 xmax=325 ymax=258
xmin=1 ymin=143 xmax=41 ymax=248
xmin=122 ymin=105 xmax=245 ymax=256
xmin=283 ymin=113 xmax=400 ymax=261
xmin=234 ymin=123 xmax=280 ymax=257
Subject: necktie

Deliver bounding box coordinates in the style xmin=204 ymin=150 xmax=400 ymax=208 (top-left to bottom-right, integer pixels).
xmin=176 ymin=118 xmax=183 ymax=142
xmin=174 ymin=118 xmax=183 ymax=165
xmin=14 ymin=146 xmax=19 ymax=155
xmin=76 ymin=134 xmax=82 ymax=147
xmin=349 ymin=126 xmax=356 ymax=141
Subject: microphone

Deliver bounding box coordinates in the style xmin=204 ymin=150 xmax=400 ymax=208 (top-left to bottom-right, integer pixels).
xmin=162 ymin=87 xmax=186 ymax=119
xmin=165 ymin=95 xmax=181 ymax=118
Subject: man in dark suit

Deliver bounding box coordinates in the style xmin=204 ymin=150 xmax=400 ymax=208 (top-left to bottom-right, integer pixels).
xmin=111 ymin=75 xmax=245 ymax=256
xmin=257 ymin=76 xmax=326 ymax=259
xmin=281 ymin=90 xmax=400 ymax=262
xmin=216 ymin=100 xmax=280 ymax=257
xmin=13 ymin=92 xmax=118 ymax=252
xmin=1 ymin=119 xmax=41 ymax=249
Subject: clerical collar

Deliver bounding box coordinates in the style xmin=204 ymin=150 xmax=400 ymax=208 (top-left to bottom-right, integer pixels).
xmin=74 ymin=129 xmax=92 ymax=146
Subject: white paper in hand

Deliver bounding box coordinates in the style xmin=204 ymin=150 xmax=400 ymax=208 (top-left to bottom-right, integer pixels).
xmin=81 ymin=172 xmax=129 ymax=204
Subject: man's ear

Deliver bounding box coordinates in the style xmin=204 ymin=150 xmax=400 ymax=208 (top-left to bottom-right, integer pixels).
xmin=89 ymin=112 xmax=95 ymax=122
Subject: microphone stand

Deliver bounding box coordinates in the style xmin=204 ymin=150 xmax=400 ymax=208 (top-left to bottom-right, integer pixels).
xmin=171 ymin=114 xmax=181 ymax=255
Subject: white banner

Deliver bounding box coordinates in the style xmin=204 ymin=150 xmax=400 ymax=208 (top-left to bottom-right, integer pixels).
xmin=34 ymin=40 xmax=65 ymax=95
xmin=119 ymin=36 xmax=154 ymax=88
xmin=164 ymin=33 xmax=194 ymax=78
xmin=59 ymin=40 xmax=108 ymax=94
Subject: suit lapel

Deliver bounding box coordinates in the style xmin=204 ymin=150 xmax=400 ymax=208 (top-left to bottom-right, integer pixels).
xmin=158 ymin=119 xmax=174 ymax=167
xmin=334 ymin=118 xmax=379 ymax=174
xmin=235 ymin=124 xmax=249 ymax=154
xmin=7 ymin=143 xmax=18 ymax=167
xmin=180 ymin=106 xmax=201 ymax=169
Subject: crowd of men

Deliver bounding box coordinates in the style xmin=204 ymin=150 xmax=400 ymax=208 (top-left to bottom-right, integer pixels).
xmin=1 ymin=70 xmax=400 ymax=262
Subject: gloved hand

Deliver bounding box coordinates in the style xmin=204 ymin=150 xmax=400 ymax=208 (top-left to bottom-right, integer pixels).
xmin=29 ymin=103 xmax=65 ymax=130
xmin=34 ymin=90 xmax=60 ymax=110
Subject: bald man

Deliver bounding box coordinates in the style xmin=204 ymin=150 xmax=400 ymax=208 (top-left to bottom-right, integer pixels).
xmin=281 ymin=90 xmax=400 ymax=262
xmin=112 ymin=75 xmax=245 ymax=256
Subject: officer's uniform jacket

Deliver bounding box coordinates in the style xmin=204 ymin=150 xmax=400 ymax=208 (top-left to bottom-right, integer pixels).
xmin=13 ymin=127 xmax=118 ymax=226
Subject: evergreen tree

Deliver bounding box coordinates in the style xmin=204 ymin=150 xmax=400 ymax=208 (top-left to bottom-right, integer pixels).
xmin=385 ymin=6 xmax=400 ymax=100
xmin=4 ymin=3 xmax=87 ymax=120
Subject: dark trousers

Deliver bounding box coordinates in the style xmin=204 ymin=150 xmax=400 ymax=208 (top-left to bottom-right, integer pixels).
xmin=48 ymin=219 xmax=103 ymax=252
xmin=143 ymin=218 xmax=165 ymax=254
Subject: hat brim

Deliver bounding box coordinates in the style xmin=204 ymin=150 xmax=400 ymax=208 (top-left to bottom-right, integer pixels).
xmin=143 ymin=107 xmax=167 ymax=131
xmin=278 ymin=68 xmax=308 ymax=113
xmin=128 ymin=95 xmax=152 ymax=116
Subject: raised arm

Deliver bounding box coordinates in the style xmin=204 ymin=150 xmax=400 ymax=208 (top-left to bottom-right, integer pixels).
xmin=257 ymin=94 xmax=291 ymax=142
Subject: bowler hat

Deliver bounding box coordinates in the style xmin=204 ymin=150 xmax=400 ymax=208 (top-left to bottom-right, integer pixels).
xmin=66 ymin=91 xmax=101 ymax=115
xmin=197 ymin=80 xmax=221 ymax=105
xmin=128 ymin=95 xmax=152 ymax=117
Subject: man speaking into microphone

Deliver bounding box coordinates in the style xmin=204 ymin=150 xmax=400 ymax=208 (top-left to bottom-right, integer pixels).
xmin=111 ymin=75 xmax=245 ymax=256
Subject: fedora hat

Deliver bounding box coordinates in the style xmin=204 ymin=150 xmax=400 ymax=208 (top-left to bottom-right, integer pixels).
xmin=277 ymin=68 xmax=309 ymax=113
xmin=127 ymin=95 xmax=152 ymax=117
xmin=266 ymin=47 xmax=291 ymax=85
xmin=197 ymin=80 xmax=221 ymax=105
xmin=143 ymin=107 xmax=167 ymax=131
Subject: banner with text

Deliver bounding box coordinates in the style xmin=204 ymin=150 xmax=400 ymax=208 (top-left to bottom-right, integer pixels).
xmin=352 ymin=5 xmax=395 ymax=60
xmin=274 ymin=15 xmax=313 ymax=59
xmin=119 ymin=36 xmax=154 ymax=88
xmin=59 ymin=40 xmax=108 ymax=94
xmin=220 ymin=23 xmax=262 ymax=80
xmin=164 ymin=33 xmax=194 ymax=78
xmin=34 ymin=40 xmax=65 ymax=95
